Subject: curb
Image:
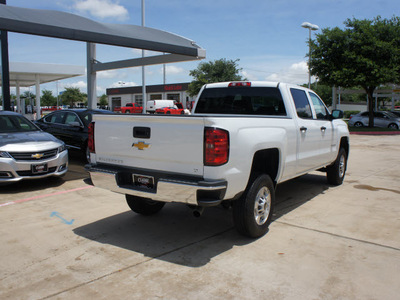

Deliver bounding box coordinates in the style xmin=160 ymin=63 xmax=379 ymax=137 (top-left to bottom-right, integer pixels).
xmin=350 ymin=131 xmax=400 ymax=135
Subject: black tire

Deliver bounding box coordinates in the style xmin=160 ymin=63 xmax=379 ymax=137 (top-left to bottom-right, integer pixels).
xmin=388 ymin=123 xmax=399 ymax=130
xmin=125 ymin=195 xmax=165 ymax=215
xmin=354 ymin=122 xmax=363 ymax=127
xmin=326 ymin=148 xmax=347 ymax=185
xmin=84 ymin=143 xmax=90 ymax=163
xmin=232 ymin=174 xmax=275 ymax=238
xmin=166 ymin=111 xmax=171 ymax=114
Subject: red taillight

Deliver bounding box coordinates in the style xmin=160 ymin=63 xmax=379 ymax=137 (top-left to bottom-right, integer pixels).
xmin=204 ymin=128 xmax=229 ymax=166
xmin=88 ymin=122 xmax=95 ymax=153
xmin=228 ymin=82 xmax=251 ymax=87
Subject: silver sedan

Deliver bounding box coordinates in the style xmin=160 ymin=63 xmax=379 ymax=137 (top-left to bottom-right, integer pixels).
xmin=0 ymin=111 xmax=68 ymax=184
xmin=348 ymin=111 xmax=400 ymax=129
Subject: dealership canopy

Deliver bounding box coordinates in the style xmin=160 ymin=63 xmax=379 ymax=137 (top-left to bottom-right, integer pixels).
xmin=0 ymin=4 xmax=206 ymax=111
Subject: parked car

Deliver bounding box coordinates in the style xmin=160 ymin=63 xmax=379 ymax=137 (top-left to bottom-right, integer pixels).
xmin=120 ymin=103 xmax=143 ymax=114
xmin=0 ymin=111 xmax=68 ymax=185
xmin=348 ymin=111 xmax=400 ymax=129
xmin=155 ymin=106 xmax=185 ymax=115
xmin=146 ymin=100 xmax=175 ymax=113
xmin=391 ymin=111 xmax=400 ymax=118
xmin=35 ymin=109 xmax=115 ymax=162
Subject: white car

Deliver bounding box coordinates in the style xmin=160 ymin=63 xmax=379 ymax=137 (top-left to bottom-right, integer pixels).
xmin=0 ymin=111 xmax=68 ymax=185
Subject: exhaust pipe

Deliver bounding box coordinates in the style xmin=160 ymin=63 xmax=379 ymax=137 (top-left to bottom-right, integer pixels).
xmin=192 ymin=206 xmax=204 ymax=218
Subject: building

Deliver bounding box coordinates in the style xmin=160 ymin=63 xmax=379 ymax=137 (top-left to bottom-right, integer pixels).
xmin=106 ymin=82 xmax=194 ymax=111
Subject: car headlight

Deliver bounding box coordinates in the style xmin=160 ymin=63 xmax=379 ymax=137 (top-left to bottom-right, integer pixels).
xmin=58 ymin=143 xmax=67 ymax=154
xmin=0 ymin=151 xmax=11 ymax=158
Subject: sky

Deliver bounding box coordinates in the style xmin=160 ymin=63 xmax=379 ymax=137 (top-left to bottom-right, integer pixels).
xmin=5 ymin=0 xmax=399 ymax=96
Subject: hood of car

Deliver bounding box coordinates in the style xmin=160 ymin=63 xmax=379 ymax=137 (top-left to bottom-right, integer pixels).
xmin=0 ymin=131 xmax=63 ymax=152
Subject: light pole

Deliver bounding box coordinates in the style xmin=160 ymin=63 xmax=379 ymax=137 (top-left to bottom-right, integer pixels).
xmin=301 ymin=22 xmax=319 ymax=89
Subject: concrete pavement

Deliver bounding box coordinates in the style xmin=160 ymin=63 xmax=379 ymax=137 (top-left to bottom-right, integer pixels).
xmin=0 ymin=135 xmax=399 ymax=299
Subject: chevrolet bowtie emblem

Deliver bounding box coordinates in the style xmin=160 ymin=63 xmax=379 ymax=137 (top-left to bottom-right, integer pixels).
xmin=31 ymin=153 xmax=44 ymax=159
xmin=132 ymin=141 xmax=150 ymax=150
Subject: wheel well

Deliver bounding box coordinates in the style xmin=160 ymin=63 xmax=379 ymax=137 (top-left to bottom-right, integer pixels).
xmin=340 ymin=137 xmax=349 ymax=158
xmin=249 ymin=149 xmax=280 ymax=186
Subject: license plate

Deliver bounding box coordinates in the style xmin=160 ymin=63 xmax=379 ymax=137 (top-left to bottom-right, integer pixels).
xmin=133 ymin=174 xmax=154 ymax=189
xmin=32 ymin=163 xmax=48 ymax=174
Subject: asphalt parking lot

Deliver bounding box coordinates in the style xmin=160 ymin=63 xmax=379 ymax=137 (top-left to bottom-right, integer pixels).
xmin=1 ymin=135 xmax=399 ymax=300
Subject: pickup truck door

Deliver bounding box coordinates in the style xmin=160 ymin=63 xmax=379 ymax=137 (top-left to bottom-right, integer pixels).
xmin=290 ymin=88 xmax=322 ymax=173
xmin=290 ymin=88 xmax=336 ymax=173
xmin=308 ymin=92 xmax=336 ymax=164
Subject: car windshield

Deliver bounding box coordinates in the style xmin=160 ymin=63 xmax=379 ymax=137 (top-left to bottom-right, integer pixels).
xmin=0 ymin=115 xmax=39 ymax=133
xmin=195 ymin=87 xmax=286 ymax=115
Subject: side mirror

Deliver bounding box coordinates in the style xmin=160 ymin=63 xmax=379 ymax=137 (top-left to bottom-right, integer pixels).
xmin=331 ymin=109 xmax=344 ymax=120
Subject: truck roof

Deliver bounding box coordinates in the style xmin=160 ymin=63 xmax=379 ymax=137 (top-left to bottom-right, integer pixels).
xmin=203 ymin=81 xmax=281 ymax=89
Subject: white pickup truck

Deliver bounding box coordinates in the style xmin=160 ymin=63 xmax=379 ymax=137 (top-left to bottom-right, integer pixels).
xmin=86 ymin=81 xmax=349 ymax=237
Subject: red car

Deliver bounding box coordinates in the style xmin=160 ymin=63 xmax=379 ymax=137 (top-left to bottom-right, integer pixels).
xmin=155 ymin=106 xmax=185 ymax=115
xmin=119 ymin=103 xmax=143 ymax=114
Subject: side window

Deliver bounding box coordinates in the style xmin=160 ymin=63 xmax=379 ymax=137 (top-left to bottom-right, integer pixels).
xmin=44 ymin=112 xmax=64 ymax=124
xmin=309 ymin=92 xmax=329 ymax=120
xmin=64 ymin=112 xmax=81 ymax=125
xmin=290 ymin=88 xmax=313 ymax=119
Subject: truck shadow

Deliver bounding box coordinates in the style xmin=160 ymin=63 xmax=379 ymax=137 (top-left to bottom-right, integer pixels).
xmin=73 ymin=173 xmax=330 ymax=267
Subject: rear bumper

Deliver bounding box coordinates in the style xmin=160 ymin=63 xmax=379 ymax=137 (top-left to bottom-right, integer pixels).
xmin=86 ymin=164 xmax=227 ymax=206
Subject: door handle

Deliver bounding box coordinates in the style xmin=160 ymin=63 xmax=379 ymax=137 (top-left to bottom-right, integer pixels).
xmin=321 ymin=126 xmax=326 ymax=132
xmin=300 ymin=126 xmax=307 ymax=133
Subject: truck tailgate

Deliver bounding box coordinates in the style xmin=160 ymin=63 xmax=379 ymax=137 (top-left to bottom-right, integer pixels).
xmin=92 ymin=115 xmax=205 ymax=176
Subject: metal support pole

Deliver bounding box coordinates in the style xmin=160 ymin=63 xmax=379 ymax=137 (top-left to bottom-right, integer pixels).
xmin=141 ymin=0 xmax=147 ymax=114
xmin=0 ymin=0 xmax=11 ymax=111
xmin=308 ymin=28 xmax=311 ymax=89
xmin=35 ymin=74 xmax=41 ymax=120
xmin=87 ymin=42 xmax=97 ymax=109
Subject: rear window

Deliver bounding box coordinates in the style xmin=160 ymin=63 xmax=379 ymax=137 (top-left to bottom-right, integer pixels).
xmin=194 ymin=87 xmax=286 ymax=116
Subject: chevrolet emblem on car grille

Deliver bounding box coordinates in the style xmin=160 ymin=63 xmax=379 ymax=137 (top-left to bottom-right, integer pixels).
xmin=31 ymin=153 xmax=44 ymax=159
xmin=132 ymin=141 xmax=150 ymax=150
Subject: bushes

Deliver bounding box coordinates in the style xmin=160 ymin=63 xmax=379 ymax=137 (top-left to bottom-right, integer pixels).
xmin=344 ymin=110 xmax=360 ymax=118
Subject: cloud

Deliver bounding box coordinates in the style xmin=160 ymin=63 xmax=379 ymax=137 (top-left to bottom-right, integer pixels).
xmin=265 ymin=61 xmax=310 ymax=84
xmin=110 ymin=81 xmax=138 ymax=88
xmin=73 ymin=0 xmax=129 ymax=20
xmin=97 ymin=70 xmax=121 ymax=79
xmin=158 ymin=65 xmax=185 ymax=75
xmin=241 ymin=70 xmax=258 ymax=81
xmin=64 ymin=81 xmax=87 ymax=92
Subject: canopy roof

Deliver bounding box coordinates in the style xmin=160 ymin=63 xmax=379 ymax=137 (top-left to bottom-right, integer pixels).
xmin=7 ymin=62 xmax=85 ymax=87
xmin=0 ymin=5 xmax=205 ymax=58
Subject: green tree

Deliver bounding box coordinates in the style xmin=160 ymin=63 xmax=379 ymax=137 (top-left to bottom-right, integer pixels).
xmin=188 ymin=58 xmax=245 ymax=97
xmin=302 ymin=83 xmax=333 ymax=106
xmin=60 ymin=87 xmax=85 ymax=108
xmin=310 ymin=16 xmax=400 ymax=127
xmin=99 ymin=94 xmax=108 ymax=107
xmin=41 ymin=89 xmax=57 ymax=106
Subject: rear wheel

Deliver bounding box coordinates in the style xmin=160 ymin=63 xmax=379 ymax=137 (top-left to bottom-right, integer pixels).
xmin=84 ymin=144 xmax=90 ymax=163
xmin=232 ymin=174 xmax=275 ymax=238
xmin=125 ymin=195 xmax=165 ymax=215
xmin=326 ymin=148 xmax=347 ymax=185
xmin=354 ymin=121 xmax=363 ymax=127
